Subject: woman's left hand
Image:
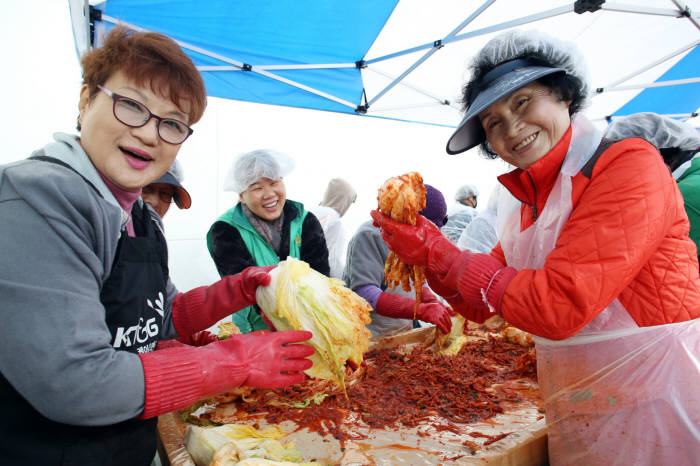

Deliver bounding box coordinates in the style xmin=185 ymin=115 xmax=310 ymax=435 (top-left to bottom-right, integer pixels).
xmin=429 ymin=252 xmax=518 ymax=322
xmin=370 ymin=209 xmax=457 ymax=269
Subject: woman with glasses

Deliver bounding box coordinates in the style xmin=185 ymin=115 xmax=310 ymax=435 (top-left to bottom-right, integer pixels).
xmin=207 ymin=149 xmax=330 ymax=333
xmin=0 ymin=26 xmax=314 ymax=465
xmin=372 ymin=29 xmax=700 ymax=465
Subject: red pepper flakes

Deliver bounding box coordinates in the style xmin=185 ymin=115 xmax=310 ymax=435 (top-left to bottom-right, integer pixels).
xmin=221 ymin=334 xmax=539 ymax=445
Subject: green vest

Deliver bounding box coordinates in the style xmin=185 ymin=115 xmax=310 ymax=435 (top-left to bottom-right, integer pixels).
xmin=677 ymin=157 xmax=700 ymax=250
xmin=206 ymin=201 xmax=307 ymax=333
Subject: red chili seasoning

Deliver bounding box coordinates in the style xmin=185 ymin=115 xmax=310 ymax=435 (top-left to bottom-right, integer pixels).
xmin=212 ymin=333 xmax=540 ymax=443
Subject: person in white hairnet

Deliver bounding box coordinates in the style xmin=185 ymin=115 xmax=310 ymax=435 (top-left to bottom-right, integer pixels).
xmin=457 ymin=183 xmax=509 ymax=253
xmin=307 ymin=178 xmax=357 ymax=279
xmin=606 ymin=112 xmax=700 ymax=256
xmin=207 ymin=149 xmax=330 ymax=333
xmin=442 ymin=184 xmax=479 ymax=243
xmin=371 ymin=29 xmax=700 ymax=465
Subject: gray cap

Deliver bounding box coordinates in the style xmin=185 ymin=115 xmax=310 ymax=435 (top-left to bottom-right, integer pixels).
xmin=151 ymin=170 xmax=191 ymax=209
xmin=446 ymin=58 xmax=564 ymax=155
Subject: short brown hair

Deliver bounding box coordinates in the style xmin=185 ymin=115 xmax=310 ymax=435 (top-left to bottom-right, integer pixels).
xmin=80 ymin=26 xmax=206 ymax=125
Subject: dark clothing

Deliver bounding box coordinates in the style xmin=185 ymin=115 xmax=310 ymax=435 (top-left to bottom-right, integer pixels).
xmin=208 ymin=201 xmax=330 ymax=278
xmin=0 ymin=200 xmax=167 ymax=465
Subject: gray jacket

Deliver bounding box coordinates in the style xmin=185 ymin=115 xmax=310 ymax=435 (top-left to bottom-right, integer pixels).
xmin=343 ymin=220 xmax=413 ymax=337
xmin=0 ymin=133 xmax=178 ymax=426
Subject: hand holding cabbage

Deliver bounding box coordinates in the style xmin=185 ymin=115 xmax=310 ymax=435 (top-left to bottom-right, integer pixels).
xmin=255 ymin=258 xmax=372 ymax=394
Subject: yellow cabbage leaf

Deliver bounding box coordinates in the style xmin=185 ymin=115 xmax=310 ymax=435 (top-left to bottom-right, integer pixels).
xmin=255 ymin=257 xmax=372 ymax=394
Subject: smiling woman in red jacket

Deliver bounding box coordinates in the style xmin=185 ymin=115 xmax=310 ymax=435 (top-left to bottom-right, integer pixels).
xmin=372 ymin=29 xmax=700 ymax=466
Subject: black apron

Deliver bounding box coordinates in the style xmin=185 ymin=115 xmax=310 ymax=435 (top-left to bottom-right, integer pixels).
xmin=0 ymin=157 xmax=169 ymax=465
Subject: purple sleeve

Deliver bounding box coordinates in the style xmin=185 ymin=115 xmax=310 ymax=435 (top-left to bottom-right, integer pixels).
xmin=356 ymin=284 xmax=382 ymax=309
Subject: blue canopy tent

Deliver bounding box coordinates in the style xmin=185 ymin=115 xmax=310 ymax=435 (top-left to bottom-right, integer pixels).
xmin=70 ymin=0 xmax=700 ymax=129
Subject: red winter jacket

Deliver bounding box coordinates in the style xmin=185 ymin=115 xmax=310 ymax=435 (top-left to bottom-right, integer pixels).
xmin=492 ymin=126 xmax=700 ymax=340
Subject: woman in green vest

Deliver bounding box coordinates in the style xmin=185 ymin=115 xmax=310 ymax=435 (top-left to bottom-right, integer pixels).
xmin=207 ymin=149 xmax=330 ymax=333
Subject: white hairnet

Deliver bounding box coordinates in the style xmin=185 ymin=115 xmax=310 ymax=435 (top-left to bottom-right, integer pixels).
xmin=455 ymin=184 xmax=479 ymax=201
xmin=471 ymin=29 xmax=591 ymax=111
xmin=456 ymin=183 xmax=512 ymax=253
xmin=223 ymin=149 xmax=295 ymax=193
xmin=605 ymin=113 xmax=700 ymax=151
xmin=167 ymin=159 xmax=185 ymax=183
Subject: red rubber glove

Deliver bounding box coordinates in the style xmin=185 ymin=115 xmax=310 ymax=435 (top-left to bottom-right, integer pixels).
xmin=371 ymin=209 xmax=517 ymax=321
xmin=429 ymin=251 xmax=518 ymax=322
xmin=375 ymin=292 xmax=452 ymax=334
xmin=260 ymin=311 xmax=277 ymax=331
xmin=138 ymin=329 xmax=314 ymax=419
xmin=420 ymin=286 xmax=454 ymax=315
xmin=178 ymin=330 xmax=219 ymax=346
xmin=171 ymin=265 xmax=276 ymax=339
xmin=370 ymin=210 xmax=459 ymax=274
xmin=157 ymin=331 xmax=218 ymax=349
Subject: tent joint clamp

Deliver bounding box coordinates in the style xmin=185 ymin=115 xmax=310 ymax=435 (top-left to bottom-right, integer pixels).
xmin=574 ymin=0 xmax=605 ymax=14
xmin=356 ymin=105 xmax=368 ymax=114
xmin=355 ymin=60 xmax=366 ymax=69
xmin=241 ymin=63 xmax=252 ymax=71
xmin=433 ymin=39 xmax=444 ymax=49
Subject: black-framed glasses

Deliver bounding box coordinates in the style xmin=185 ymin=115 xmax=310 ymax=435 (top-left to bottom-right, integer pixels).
xmin=97 ymin=85 xmax=193 ymax=145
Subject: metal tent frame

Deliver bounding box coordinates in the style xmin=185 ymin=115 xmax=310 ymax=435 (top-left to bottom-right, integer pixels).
xmin=70 ymin=0 xmax=700 ymax=127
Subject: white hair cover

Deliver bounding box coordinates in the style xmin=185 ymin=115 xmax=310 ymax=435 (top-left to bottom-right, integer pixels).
xmin=455 ymin=184 xmax=479 ymax=201
xmin=223 ymin=149 xmax=295 ymax=193
xmin=605 ymin=112 xmax=700 ymax=151
xmin=471 ymin=29 xmax=592 ymax=110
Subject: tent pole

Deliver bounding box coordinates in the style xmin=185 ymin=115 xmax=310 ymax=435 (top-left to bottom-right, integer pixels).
xmin=365 ymin=0 xmax=497 ymax=108
xmin=366 ymin=3 xmax=572 ymax=109
xmin=598 ymin=77 xmax=700 ymax=92
xmin=365 ymin=0 xmax=496 ymax=66
xmin=365 ymin=66 xmax=461 ymax=110
xmin=99 ymin=15 xmax=357 ymax=110
xmin=670 ymin=0 xmax=700 ymax=31
xmin=601 ymin=3 xmax=689 ymax=17
xmin=600 ymin=39 xmax=700 ymax=90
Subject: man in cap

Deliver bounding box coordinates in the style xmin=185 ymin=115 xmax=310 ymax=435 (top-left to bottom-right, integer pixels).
xmin=141 ymin=160 xmax=217 ymax=348
xmin=141 ymin=159 xmax=192 ymax=218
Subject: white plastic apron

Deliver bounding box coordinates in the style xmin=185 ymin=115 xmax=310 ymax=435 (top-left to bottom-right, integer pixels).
xmin=498 ymin=115 xmax=700 ymax=465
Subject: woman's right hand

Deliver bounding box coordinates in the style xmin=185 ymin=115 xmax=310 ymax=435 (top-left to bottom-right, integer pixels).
xmin=232 ymin=330 xmax=314 ymax=388
xmin=138 ymin=330 xmax=314 ymax=419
